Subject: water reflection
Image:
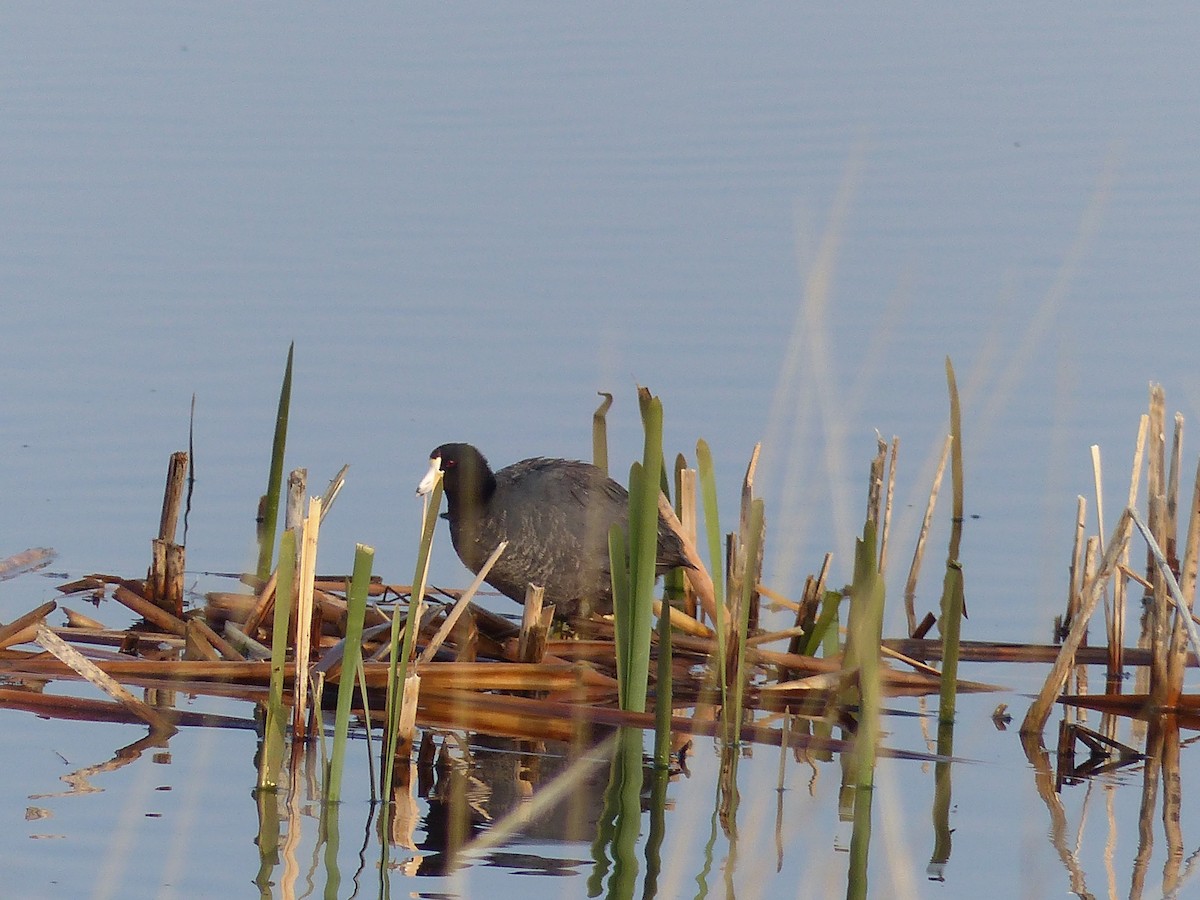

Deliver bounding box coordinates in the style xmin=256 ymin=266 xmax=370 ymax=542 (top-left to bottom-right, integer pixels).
xmin=1022 ymin=710 xmax=1200 ymax=899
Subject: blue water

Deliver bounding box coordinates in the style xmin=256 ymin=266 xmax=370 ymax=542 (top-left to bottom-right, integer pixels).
xmin=3 ymin=4 xmax=1200 ymax=897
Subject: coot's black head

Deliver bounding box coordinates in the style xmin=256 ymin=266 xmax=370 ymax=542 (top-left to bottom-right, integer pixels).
xmin=418 ymin=443 xmax=497 ymax=510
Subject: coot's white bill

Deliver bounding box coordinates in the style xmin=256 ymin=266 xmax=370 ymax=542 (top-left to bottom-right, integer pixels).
xmin=416 ymin=456 xmax=442 ymax=496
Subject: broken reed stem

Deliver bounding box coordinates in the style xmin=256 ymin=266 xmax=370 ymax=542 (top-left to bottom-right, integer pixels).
xmin=867 ymin=435 xmax=886 ymax=531
xmin=318 ymin=465 xmax=348 ymax=523
xmin=879 ymin=436 xmax=898 ymax=576
xmin=1067 ymin=496 xmax=1086 ymax=629
xmin=905 ymin=434 xmax=952 ymax=636
xmin=517 ymin=584 xmax=548 ymax=664
xmin=1166 ymin=457 xmax=1200 ymax=703
xmin=113 ymin=583 xmax=187 ymax=637
xmin=0 ymin=600 xmax=58 ymax=649
xmin=1147 ymin=386 xmax=1171 ymax=699
xmin=1022 ymin=508 xmax=1134 ymax=736
xmin=292 ymin=496 xmax=322 ymax=743
xmin=739 ymin=442 xmax=764 ymax=631
xmin=593 ymin=392 xmax=613 ymax=475
xmin=1168 ymin=412 xmax=1184 ymax=545
xmin=35 ymin=624 xmax=177 ymax=736
xmin=159 ymin=451 xmax=189 ymax=543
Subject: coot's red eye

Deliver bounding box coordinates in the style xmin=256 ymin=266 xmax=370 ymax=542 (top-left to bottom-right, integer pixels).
xmin=444 ymin=459 xmax=455 ymax=468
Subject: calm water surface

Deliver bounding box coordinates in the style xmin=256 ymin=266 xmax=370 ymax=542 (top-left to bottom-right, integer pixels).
xmin=3 ymin=4 xmax=1200 ymax=897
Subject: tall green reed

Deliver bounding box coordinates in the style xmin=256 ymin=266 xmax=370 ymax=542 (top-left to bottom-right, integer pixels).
xmin=326 ymin=543 xmax=373 ymax=804
xmin=257 ymin=528 xmax=296 ymax=791
xmin=256 ymin=342 xmax=293 ymax=581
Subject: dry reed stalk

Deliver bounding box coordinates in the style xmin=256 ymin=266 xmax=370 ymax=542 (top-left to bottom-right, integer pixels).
xmin=310 ymin=588 xmax=390 ymax=630
xmin=1166 ymin=458 xmax=1200 ymax=702
xmin=1147 ymin=388 xmax=1170 ymax=695
xmin=746 ymin=625 xmax=809 ymax=647
xmin=651 ymin=600 xmax=713 ymax=638
xmin=395 ymin=673 xmax=421 ymax=758
xmin=657 ymin=492 xmax=720 ymax=625
xmin=187 ymin=616 xmax=244 ymax=660
xmin=1021 ymin=508 xmax=1134 ymax=736
xmin=867 ymin=435 xmax=886 ymax=530
xmin=34 ymin=624 xmax=177 ymax=735
xmin=223 ymin=621 xmax=271 ymax=658
xmin=879 ymin=644 xmax=944 ymax=678
xmin=62 ymin=608 xmax=105 ymax=629
xmin=292 ymin=496 xmax=322 ymax=741
xmin=1066 ymin=496 xmax=1086 ymax=624
xmin=113 ymin=583 xmax=187 ymax=637
xmin=0 ymin=656 xmax=279 ymax=682
xmin=761 ymin=583 xmax=801 ymax=613
xmin=739 ymin=442 xmax=764 ymax=629
xmin=184 ymin=620 xmax=222 ymax=661
xmin=0 ymin=687 xmax=253 ymax=729
xmin=0 ymin=600 xmax=57 ymax=649
xmin=679 ymin=467 xmax=698 ymax=617
xmin=1130 ymin=508 xmax=1200 ymax=695
xmin=318 ymin=464 xmax=348 ymax=521
xmin=158 ymin=451 xmax=189 ymax=542
xmin=1112 ymin=415 xmax=1149 ymax=680
xmin=407 ymin=661 xmax=617 ymax=692
xmin=240 ymin=574 xmax=278 ymax=636
xmin=1168 ymin=413 xmax=1184 ymax=543
xmin=883 ymin=637 xmax=1196 ymax=667
xmin=417 ymin=541 xmax=507 ymax=664
xmin=517 ymin=584 xmax=549 ymax=663
xmin=904 ymin=434 xmax=952 ymax=635
xmin=147 ymin=452 xmax=189 ymax=615
xmin=879 ymin=436 xmax=899 ymax=575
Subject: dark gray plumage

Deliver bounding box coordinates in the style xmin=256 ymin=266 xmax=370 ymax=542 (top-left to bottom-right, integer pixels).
xmin=418 ymin=442 xmax=692 ymax=619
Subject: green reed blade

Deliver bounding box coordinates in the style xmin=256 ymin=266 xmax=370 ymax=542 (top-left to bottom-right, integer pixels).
xmin=326 ymin=543 xmax=373 ymax=804
xmin=609 ymin=522 xmax=632 ymax=706
xmin=382 ymin=476 xmax=443 ymax=797
xmin=938 ymin=357 xmax=966 ymax=724
xmin=258 ymin=527 xmax=296 ymax=791
xmin=256 ymin=342 xmax=294 ymax=581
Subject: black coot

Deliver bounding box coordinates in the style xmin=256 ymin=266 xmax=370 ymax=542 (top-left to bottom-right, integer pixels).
xmin=417 ymin=442 xmax=692 ymax=619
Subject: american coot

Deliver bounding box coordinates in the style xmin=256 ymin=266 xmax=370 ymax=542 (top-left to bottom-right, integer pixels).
xmin=417 ymin=442 xmax=692 ymax=619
